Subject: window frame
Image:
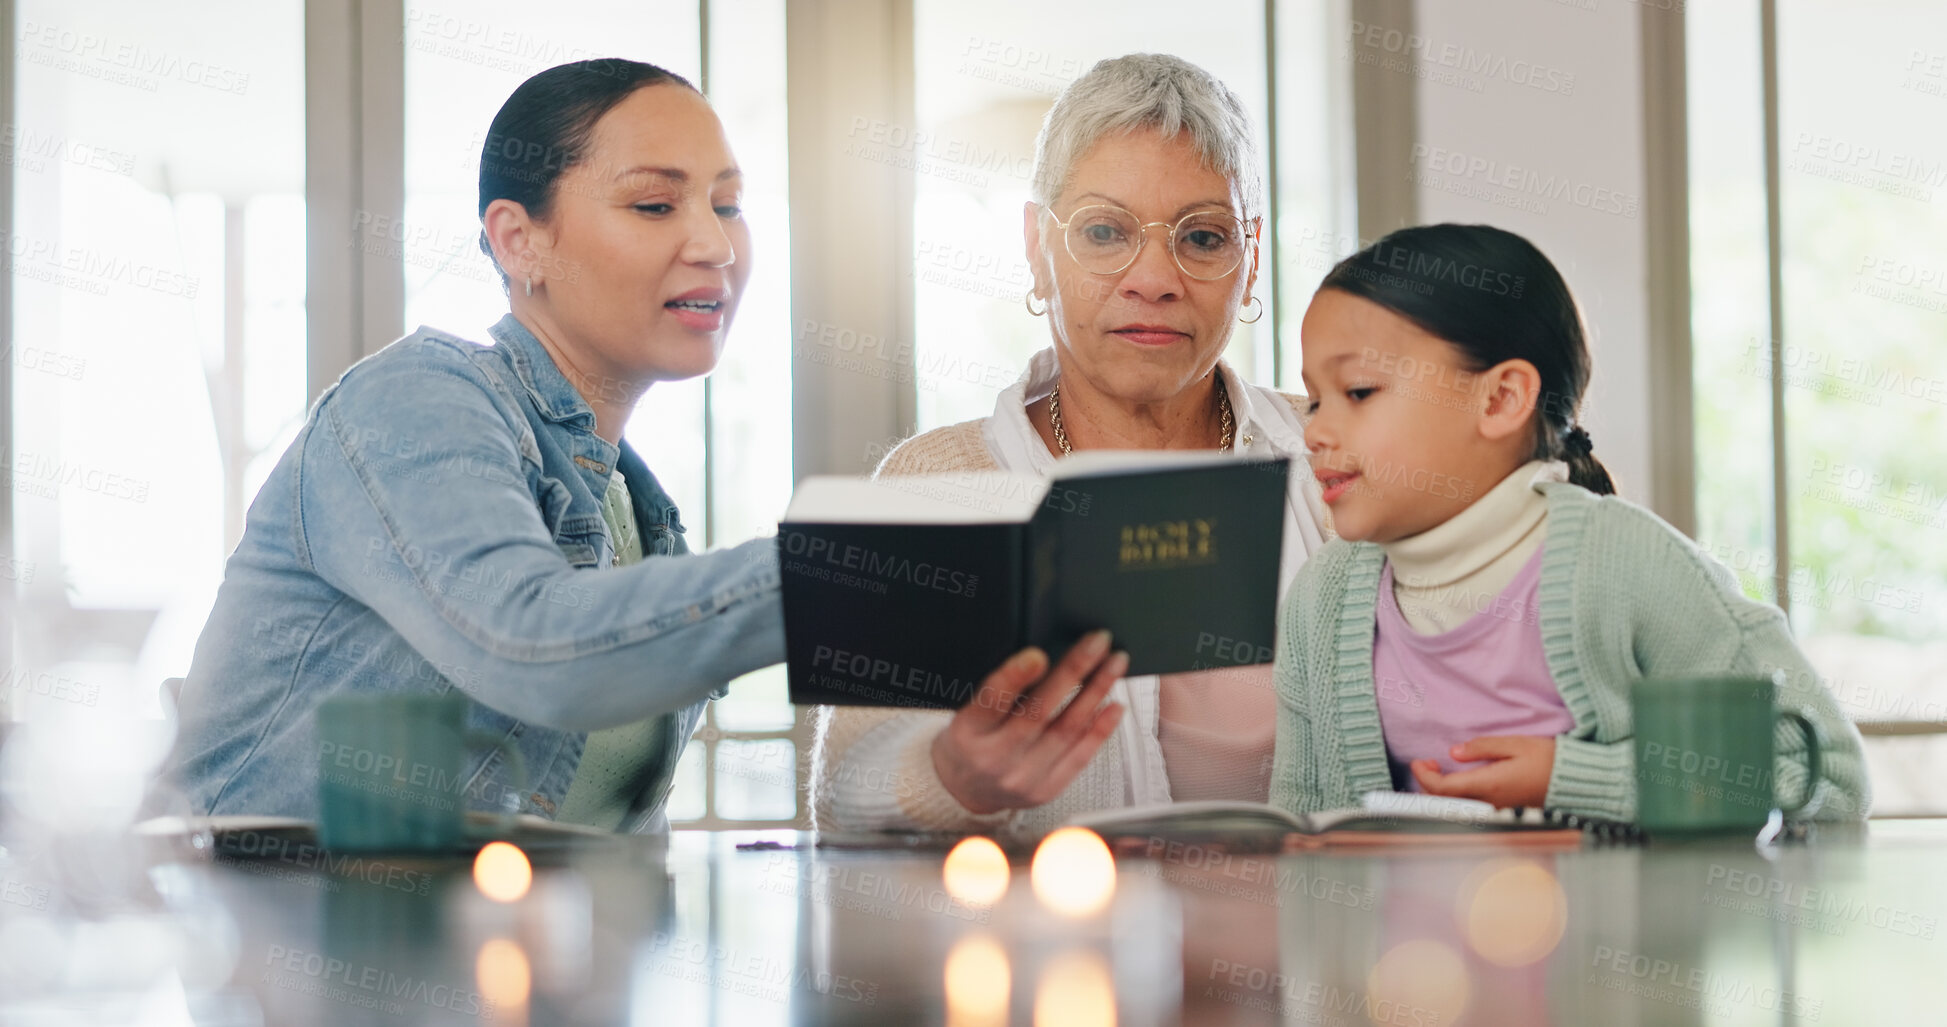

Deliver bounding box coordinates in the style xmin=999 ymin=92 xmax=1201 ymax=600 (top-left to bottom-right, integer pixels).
xmin=1682 ymin=0 xmax=1947 ymax=790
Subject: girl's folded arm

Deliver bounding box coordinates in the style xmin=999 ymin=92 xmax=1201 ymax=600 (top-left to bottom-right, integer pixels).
xmin=1544 ymin=736 xmax=1637 ymax=823
xmin=1732 ymin=603 xmax=1872 ymax=820
xmin=1619 ymin=513 xmax=1871 ymax=821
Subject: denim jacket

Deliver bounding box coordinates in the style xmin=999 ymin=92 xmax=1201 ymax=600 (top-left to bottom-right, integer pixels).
xmin=174 ymin=314 xmax=784 ymax=833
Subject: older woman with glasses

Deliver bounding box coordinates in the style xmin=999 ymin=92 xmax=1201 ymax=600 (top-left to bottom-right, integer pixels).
xmin=812 ymin=53 xmax=1332 ymax=837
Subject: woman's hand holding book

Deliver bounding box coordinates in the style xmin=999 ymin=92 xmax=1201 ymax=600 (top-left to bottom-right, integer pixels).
xmin=930 ymin=631 xmax=1129 ymax=815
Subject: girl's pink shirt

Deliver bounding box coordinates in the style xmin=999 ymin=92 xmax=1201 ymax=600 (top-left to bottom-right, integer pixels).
xmin=1371 ymin=546 xmax=1575 ymax=786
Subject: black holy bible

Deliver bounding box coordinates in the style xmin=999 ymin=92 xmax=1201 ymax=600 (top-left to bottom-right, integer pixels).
xmin=779 ymin=452 xmax=1290 ymax=708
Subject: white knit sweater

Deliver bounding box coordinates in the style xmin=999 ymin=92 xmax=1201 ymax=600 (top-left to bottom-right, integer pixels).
xmin=809 ymin=348 xmax=1332 ymax=838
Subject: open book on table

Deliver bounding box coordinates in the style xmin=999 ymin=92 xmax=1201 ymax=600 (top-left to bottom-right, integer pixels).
xmin=1068 ymin=792 xmax=1608 ymax=849
xmin=779 ymin=450 xmax=1290 ymax=708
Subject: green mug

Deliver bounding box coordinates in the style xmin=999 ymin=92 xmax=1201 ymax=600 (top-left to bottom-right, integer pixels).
xmin=316 ymin=691 xmax=526 ymax=852
xmin=1632 ymin=674 xmax=1824 ymax=836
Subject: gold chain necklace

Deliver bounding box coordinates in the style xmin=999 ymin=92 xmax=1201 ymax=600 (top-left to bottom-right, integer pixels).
xmin=1048 ymin=379 xmax=1233 ymax=455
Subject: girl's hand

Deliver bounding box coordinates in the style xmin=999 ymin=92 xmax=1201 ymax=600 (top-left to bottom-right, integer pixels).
xmin=1410 ymin=735 xmax=1556 ymax=808
xmin=931 ymin=631 xmax=1129 ymax=815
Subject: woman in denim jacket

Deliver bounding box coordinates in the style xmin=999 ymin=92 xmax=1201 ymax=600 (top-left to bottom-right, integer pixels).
xmin=174 ymin=58 xmax=1122 ymax=833
xmin=174 ymin=58 xmax=785 ymax=832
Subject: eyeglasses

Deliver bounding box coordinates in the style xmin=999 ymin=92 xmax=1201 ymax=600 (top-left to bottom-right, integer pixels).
xmin=1040 ymin=203 xmax=1256 ymax=281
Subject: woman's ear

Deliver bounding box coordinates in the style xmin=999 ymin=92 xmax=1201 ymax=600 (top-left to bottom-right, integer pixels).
xmin=1477 ymin=358 xmax=1542 ymax=443
xmin=483 ymin=198 xmax=544 ymax=286
xmin=1022 ymin=201 xmax=1050 ymax=300
xmin=1241 ymin=217 xmax=1263 ymax=305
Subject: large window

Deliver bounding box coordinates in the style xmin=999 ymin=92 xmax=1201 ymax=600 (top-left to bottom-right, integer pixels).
xmin=7 ymin=0 xmax=306 ymax=721
xmin=1689 ymin=1 xmax=1947 ymax=813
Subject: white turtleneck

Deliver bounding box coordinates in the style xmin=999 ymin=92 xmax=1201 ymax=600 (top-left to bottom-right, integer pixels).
xmin=1380 ymin=460 xmax=1568 ymax=634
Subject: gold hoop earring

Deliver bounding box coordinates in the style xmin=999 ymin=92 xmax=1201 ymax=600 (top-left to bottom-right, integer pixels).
xmin=1238 ymin=296 xmax=1264 ymax=324
xmin=1024 ymin=292 xmax=1047 ymax=317
xmin=525 ymin=276 xmax=534 ymax=298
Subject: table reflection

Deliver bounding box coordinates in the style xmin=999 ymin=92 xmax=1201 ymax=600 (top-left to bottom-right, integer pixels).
xmin=89 ymin=821 xmax=1943 ymax=1024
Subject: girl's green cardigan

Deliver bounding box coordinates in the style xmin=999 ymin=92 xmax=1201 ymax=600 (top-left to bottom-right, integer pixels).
xmin=1269 ymin=483 xmax=1871 ymax=822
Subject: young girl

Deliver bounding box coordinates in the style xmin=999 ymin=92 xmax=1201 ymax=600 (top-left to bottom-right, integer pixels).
xmin=1269 ymin=223 xmax=1869 ymax=822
